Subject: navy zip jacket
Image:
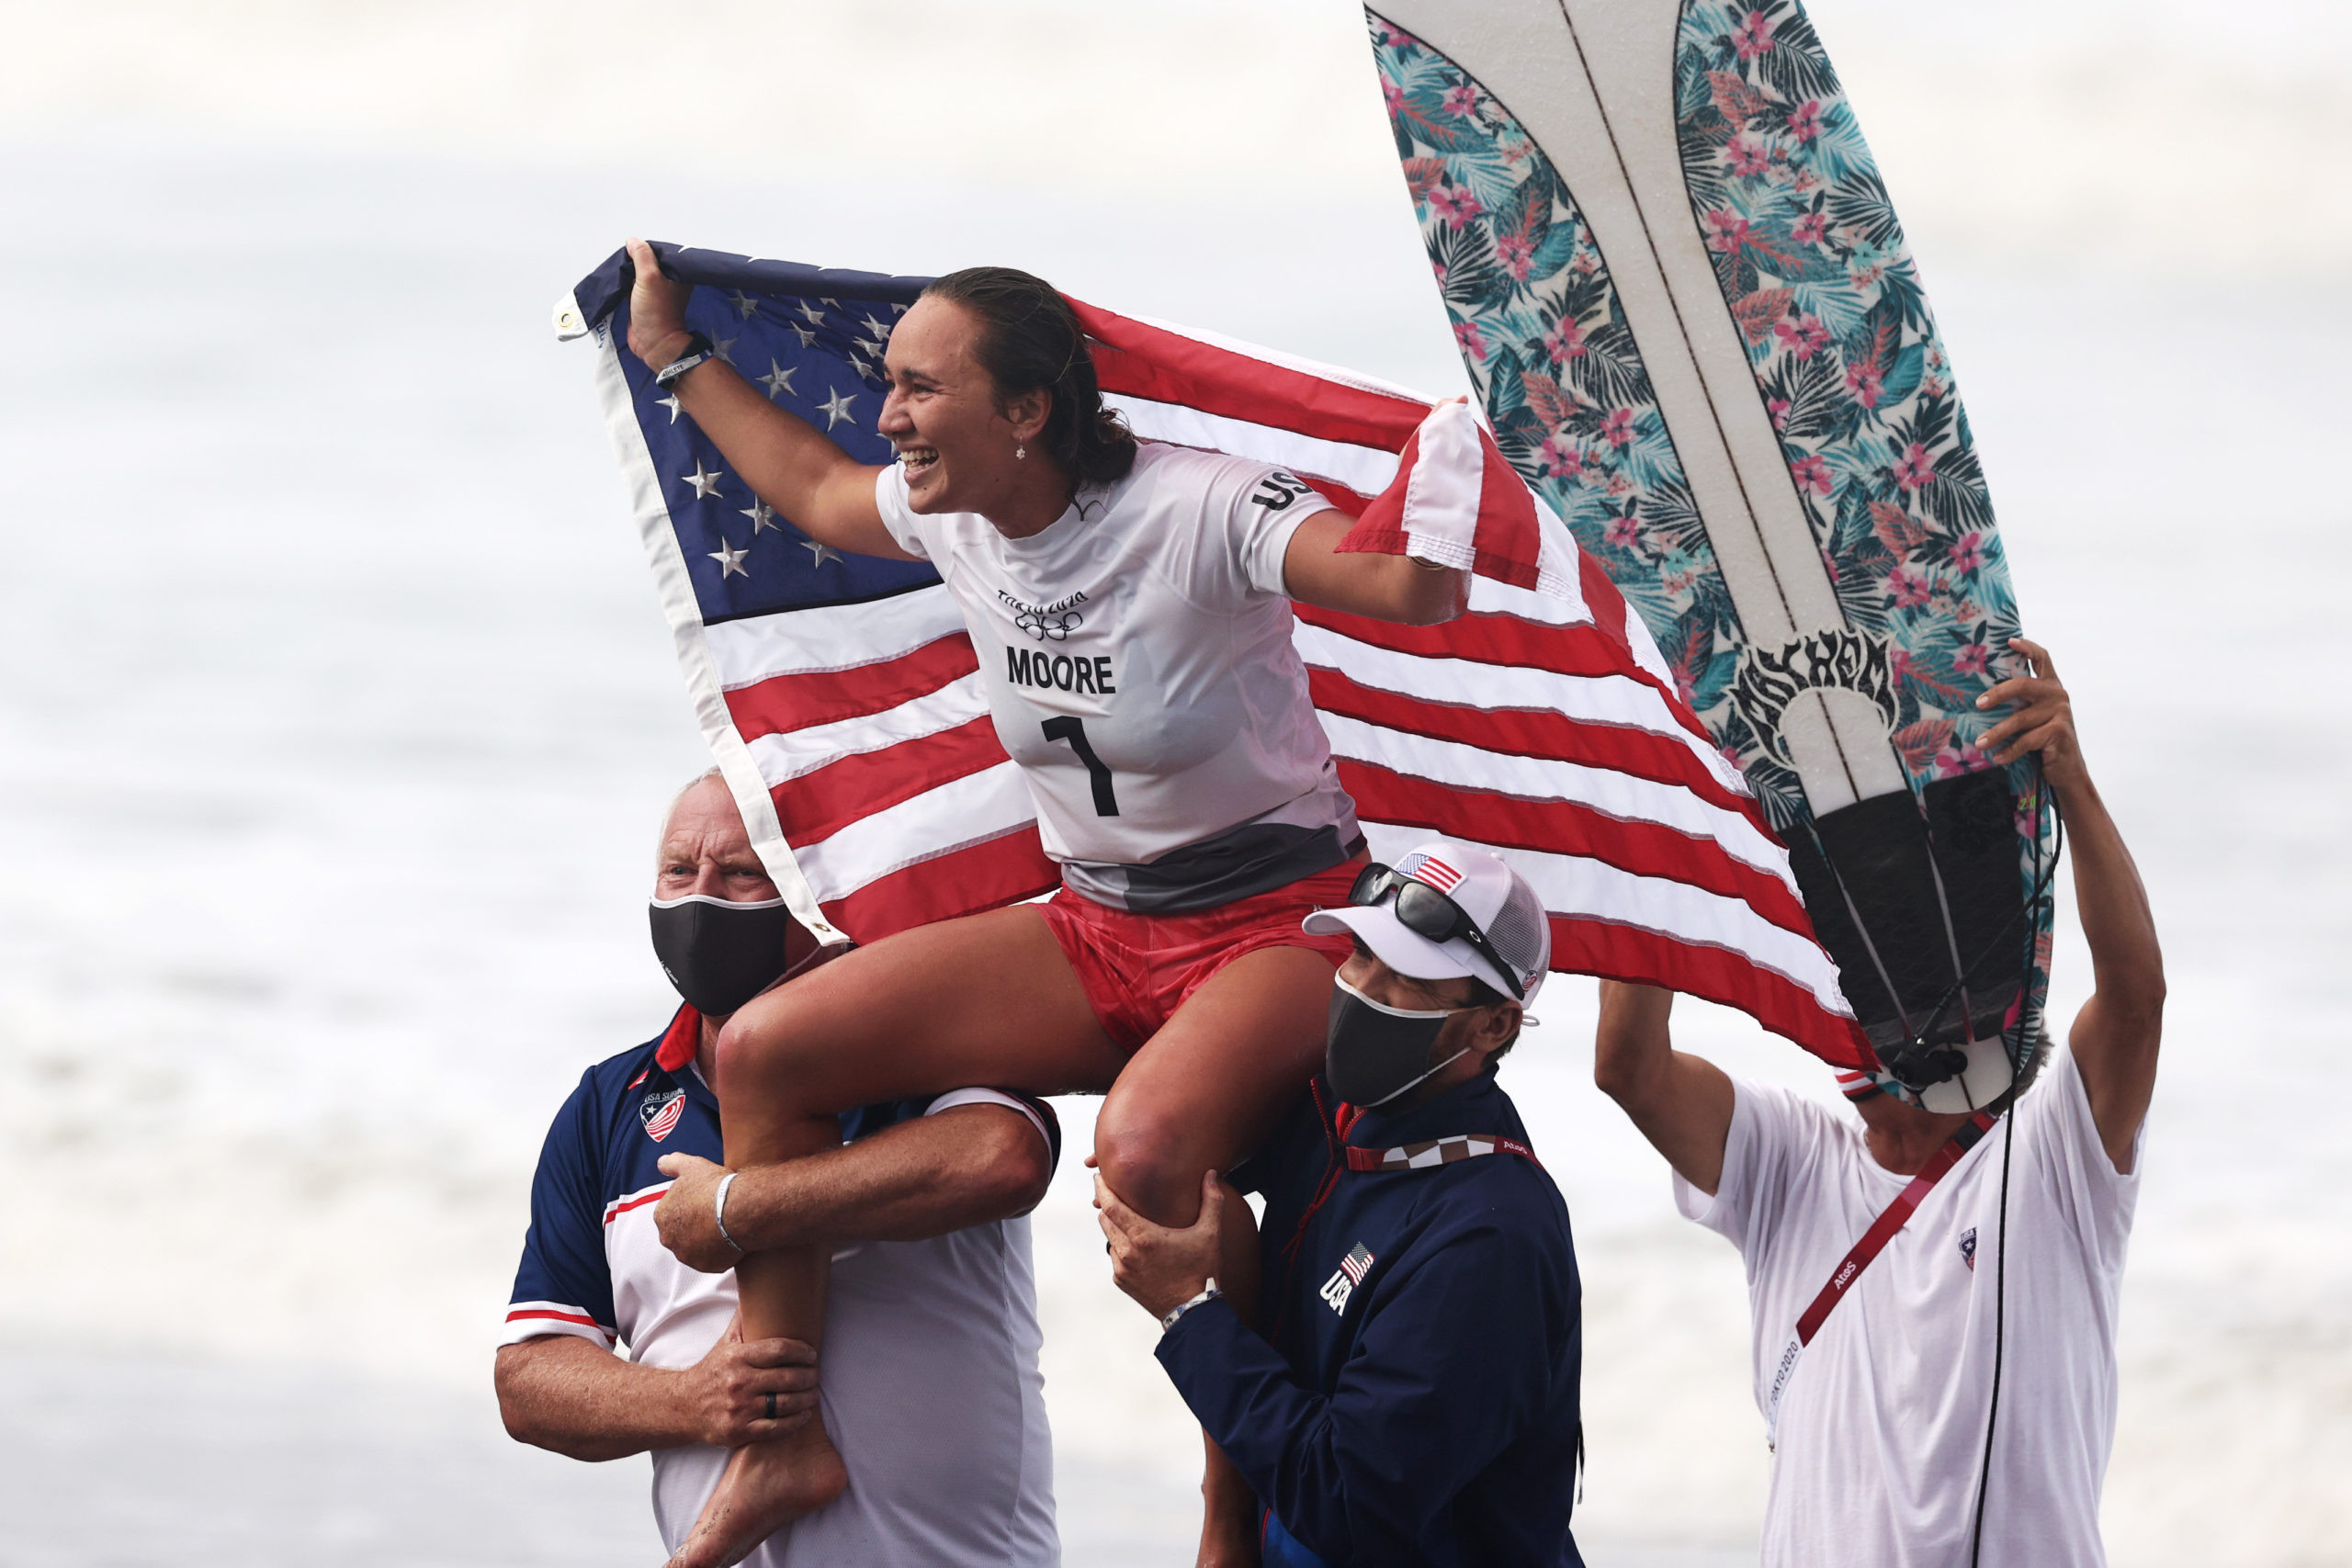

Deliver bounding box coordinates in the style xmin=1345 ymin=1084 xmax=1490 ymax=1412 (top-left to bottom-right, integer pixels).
xmin=1156 ymin=1070 xmax=1586 ymax=1568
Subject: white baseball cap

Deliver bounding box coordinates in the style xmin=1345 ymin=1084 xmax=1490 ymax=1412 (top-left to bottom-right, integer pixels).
xmin=1304 ymin=839 xmax=1552 ymax=1006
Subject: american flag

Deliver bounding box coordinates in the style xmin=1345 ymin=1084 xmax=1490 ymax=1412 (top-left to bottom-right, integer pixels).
xmin=560 ymin=243 xmax=1867 ymax=1067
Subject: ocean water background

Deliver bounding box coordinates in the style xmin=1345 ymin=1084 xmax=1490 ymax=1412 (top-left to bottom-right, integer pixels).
xmin=0 ymin=1 xmax=2345 ymax=1562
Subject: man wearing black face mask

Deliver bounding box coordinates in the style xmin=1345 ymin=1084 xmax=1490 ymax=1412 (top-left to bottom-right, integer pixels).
xmin=495 ymin=773 xmax=1063 ymax=1567
xmin=1097 ymin=840 xmax=1587 ymax=1568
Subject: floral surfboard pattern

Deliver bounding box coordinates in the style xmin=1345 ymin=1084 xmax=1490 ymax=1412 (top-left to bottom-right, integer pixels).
xmin=1672 ymin=0 xmax=2021 ymax=802
xmin=1672 ymin=0 xmax=2052 ymax=1032
xmin=1365 ymin=19 xmax=1760 ymax=785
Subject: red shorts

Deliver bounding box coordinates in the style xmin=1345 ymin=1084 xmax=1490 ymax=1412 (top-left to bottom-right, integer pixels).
xmin=1038 ymin=861 xmax=1362 ymax=1055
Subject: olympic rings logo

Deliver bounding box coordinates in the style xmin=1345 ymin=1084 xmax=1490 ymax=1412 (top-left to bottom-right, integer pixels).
xmin=1015 ymin=609 xmax=1083 ymax=641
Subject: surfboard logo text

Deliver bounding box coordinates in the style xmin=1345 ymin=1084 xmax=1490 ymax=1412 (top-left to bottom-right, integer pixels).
xmin=1732 ymin=630 xmax=1901 ymax=761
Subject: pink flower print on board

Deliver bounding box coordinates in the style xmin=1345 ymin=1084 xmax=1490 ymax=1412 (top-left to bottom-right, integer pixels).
xmin=1774 ymin=313 xmax=1829 ymax=359
xmin=1605 ymin=472 xmax=1634 ymax=498
xmin=1933 ymin=739 xmax=1988 ymax=778
xmin=1790 ymin=454 xmax=1832 ymax=496
xmin=1893 ymin=443 xmax=1936 ymax=491
xmin=1605 ymin=514 xmax=1642 ymax=550
xmin=1887 ymin=646 xmax=1914 ymax=684
xmin=1703 ymin=209 xmax=1753 ymax=255
xmin=1845 ymin=362 xmax=1885 ymax=408
xmin=1949 ymin=531 xmax=1987 ymax=574
xmin=1544 ymin=315 xmax=1588 ymax=362
xmin=1792 ymin=210 xmax=1829 ymax=246
xmin=1427 ymin=184 xmax=1484 ymax=229
xmin=1441 ymin=84 xmax=1480 ymax=119
xmin=1495 ymin=232 xmax=1535 ymax=280
xmin=1788 ymin=100 xmax=1822 ymax=142
xmin=1951 ymin=640 xmax=1992 ymax=679
xmin=1888 ymin=566 xmax=1933 ymax=609
xmin=1601 ymin=407 xmax=1636 ymax=447
xmin=1767 ymin=396 xmax=1792 ymax=431
xmin=1537 ymin=434 xmax=1584 ymax=479
xmin=1453 ymin=320 xmax=1486 ymax=357
xmin=1734 ymin=8 xmax=1775 ymax=60
xmin=1728 ymin=134 xmax=1772 ymax=179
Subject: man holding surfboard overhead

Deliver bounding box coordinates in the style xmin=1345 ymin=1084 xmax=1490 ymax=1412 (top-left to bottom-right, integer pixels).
xmin=1363 ymin=6 xmax=2158 ymax=1560
xmin=1596 ymin=642 xmax=2163 ymax=1567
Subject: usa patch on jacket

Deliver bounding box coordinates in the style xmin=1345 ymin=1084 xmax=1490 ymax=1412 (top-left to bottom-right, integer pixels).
xmin=1320 ymin=1243 xmax=1376 ymax=1315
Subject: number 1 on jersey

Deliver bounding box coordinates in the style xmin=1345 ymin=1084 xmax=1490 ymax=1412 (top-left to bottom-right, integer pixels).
xmin=1041 ymin=717 xmax=1120 ymax=817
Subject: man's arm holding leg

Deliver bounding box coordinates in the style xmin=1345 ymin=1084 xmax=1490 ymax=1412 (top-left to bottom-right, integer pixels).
xmin=496 ymin=1329 xmax=817 ymax=1462
xmin=1592 ymin=981 xmax=1737 ymax=1195
xmin=1979 ymin=637 xmax=2164 ymax=1172
xmin=654 ymin=1100 xmax=1056 ymax=1270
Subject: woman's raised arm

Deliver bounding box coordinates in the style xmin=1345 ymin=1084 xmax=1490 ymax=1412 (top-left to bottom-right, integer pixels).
xmin=1280 ymin=510 xmax=1470 ymax=626
xmin=624 ymin=238 xmax=916 ymax=563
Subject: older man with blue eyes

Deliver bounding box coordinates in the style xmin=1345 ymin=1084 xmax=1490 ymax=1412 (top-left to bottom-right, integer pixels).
xmin=495 ymin=772 xmax=1063 ymax=1567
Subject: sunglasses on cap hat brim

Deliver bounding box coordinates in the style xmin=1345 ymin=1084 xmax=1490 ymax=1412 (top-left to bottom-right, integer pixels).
xmin=1300 ymin=862 xmax=1525 ymax=1001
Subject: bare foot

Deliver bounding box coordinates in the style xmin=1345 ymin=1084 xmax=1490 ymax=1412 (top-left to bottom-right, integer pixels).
xmin=664 ymin=1420 xmax=848 ymax=1568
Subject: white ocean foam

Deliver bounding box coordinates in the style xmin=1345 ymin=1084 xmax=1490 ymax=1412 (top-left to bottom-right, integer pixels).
xmin=4 ymin=1 xmax=2347 ymax=274
xmin=0 ymin=135 xmax=2345 ymax=1565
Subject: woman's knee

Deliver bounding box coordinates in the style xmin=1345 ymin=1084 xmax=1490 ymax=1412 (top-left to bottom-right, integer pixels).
xmin=1094 ymin=1095 xmax=1216 ymax=1226
xmin=710 ymin=983 xmax=841 ymax=1107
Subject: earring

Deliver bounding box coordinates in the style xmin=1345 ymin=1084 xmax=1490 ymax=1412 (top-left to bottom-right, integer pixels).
xmin=1015 ymin=443 xmax=1026 ymax=460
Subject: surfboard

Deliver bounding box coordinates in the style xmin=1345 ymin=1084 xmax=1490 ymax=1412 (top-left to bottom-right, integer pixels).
xmin=1363 ymin=0 xmax=2055 ymax=1109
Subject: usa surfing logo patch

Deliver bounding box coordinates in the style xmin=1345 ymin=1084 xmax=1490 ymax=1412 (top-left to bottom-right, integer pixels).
xmin=639 ymin=1088 xmax=685 ymax=1143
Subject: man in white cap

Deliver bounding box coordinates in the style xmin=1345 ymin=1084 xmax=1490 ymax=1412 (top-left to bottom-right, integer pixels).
xmin=1097 ymin=840 xmax=1589 ymax=1568
xmin=1593 ymin=640 xmax=2163 ymax=1567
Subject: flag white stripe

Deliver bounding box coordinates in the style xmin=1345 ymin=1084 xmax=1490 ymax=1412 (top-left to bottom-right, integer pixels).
xmin=1360 ymin=824 xmax=1853 ymax=1014
xmin=1466 ymin=552 xmax=1589 ymax=626
xmin=1293 ymin=624 xmax=1752 ymax=797
xmin=1108 ymin=394 xmax=1401 ymax=497
xmin=1322 ymin=715 xmax=1796 ymax=889
xmin=1395 ymin=400 xmax=1485 ymax=574
xmin=793 ymin=761 xmax=1039 ymax=902
xmin=742 ymin=671 xmax=991 ymax=786
xmin=705 ymin=584 xmax=966 ymax=689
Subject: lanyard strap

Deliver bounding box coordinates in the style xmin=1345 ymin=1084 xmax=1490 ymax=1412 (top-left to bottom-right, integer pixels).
xmin=1344 ymin=1133 xmax=1543 ymax=1172
xmin=1764 ymin=1110 xmax=1996 ymax=1446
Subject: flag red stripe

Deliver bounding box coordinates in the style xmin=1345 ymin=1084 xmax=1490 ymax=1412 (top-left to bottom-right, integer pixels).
xmin=820 ymin=828 xmax=1057 ymax=942
xmin=1298 ymin=604 xmax=1741 ymax=794
xmin=1072 ymin=301 xmax=1428 ymax=452
xmin=1299 ymin=604 xmax=1612 ymax=676
xmin=1336 ymin=761 xmax=1812 ymax=935
xmin=770 ymin=716 xmax=1012 ymax=848
xmin=1548 ymin=914 xmax=1871 ymax=1068
xmin=1306 ymin=667 xmax=1760 ymax=821
xmin=724 ymin=633 xmax=978 ymax=740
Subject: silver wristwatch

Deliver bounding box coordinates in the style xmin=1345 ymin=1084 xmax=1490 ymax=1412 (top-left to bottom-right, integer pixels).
xmin=1159 ymin=1278 xmax=1222 ymax=1333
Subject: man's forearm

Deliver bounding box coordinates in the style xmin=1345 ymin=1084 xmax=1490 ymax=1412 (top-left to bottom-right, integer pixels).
xmin=726 ymin=1104 xmax=1048 ymax=1253
xmin=2052 ymin=769 xmax=2164 ymax=1013
xmin=494 ymin=1338 xmax=702 ymax=1461
xmin=1593 ymin=981 xmax=1733 ymax=1193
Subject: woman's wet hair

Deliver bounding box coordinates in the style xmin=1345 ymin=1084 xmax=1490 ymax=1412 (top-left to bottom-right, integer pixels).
xmin=920 ymin=266 xmax=1137 ymax=486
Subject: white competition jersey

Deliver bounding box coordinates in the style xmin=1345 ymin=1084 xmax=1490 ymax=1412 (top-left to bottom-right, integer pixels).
xmin=1678 ymin=1047 xmax=2143 ymax=1568
xmin=876 ymin=442 xmax=1360 ymax=911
